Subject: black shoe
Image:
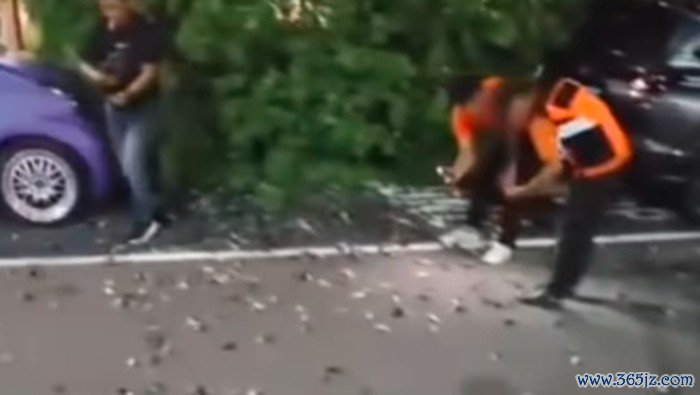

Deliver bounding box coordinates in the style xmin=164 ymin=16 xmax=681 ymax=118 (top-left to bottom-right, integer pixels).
xmin=125 ymin=220 xmax=163 ymax=246
xmin=519 ymin=288 xmax=569 ymax=310
xmin=154 ymin=211 xmax=173 ymax=228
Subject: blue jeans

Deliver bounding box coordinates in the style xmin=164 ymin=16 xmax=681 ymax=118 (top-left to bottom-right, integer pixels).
xmin=105 ymin=101 xmax=160 ymax=225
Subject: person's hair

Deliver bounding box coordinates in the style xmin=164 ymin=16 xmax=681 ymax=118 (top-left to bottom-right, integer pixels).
xmin=446 ymin=75 xmax=483 ymax=106
xmin=497 ymin=79 xmax=535 ymax=103
xmin=488 ymin=78 xmax=536 ymax=122
xmin=504 ymin=80 xmax=550 ymax=133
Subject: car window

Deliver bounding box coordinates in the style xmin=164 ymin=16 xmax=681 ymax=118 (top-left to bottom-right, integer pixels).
xmin=668 ymin=15 xmax=700 ymax=70
xmin=568 ymin=2 xmax=673 ymax=73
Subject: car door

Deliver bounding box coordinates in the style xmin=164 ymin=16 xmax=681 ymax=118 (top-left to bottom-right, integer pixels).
xmin=638 ymin=14 xmax=700 ymax=151
xmin=549 ymin=2 xmax=677 ymax=140
xmin=550 ymin=2 xmax=671 ymax=81
xmin=607 ymin=12 xmax=700 ymax=146
xmin=598 ymin=10 xmax=700 ymax=204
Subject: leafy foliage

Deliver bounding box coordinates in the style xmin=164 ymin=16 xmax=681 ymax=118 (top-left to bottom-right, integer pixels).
xmin=25 ymin=0 xmax=584 ymax=209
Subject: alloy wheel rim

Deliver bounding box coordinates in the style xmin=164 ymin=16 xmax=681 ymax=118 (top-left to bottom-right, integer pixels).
xmin=2 ymin=149 xmax=79 ymax=223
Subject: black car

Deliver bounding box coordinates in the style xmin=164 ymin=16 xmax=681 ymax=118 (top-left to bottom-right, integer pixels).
xmin=543 ymin=0 xmax=700 ymax=221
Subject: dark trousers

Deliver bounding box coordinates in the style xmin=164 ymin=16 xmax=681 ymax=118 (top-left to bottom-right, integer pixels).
xmin=466 ymin=178 xmax=502 ymax=229
xmin=546 ymin=179 xmax=612 ymax=297
xmin=460 ymin=133 xmax=508 ymax=229
xmin=498 ymin=198 xmax=556 ymax=247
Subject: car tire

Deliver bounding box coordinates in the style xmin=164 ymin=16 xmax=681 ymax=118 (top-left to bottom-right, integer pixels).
xmin=0 ymin=139 xmax=89 ymax=225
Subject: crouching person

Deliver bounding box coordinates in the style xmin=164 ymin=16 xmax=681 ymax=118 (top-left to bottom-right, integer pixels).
xmin=480 ymin=86 xmax=567 ymax=265
xmin=439 ymin=76 xmax=512 ymax=248
xmin=441 ymin=76 xmax=551 ymax=264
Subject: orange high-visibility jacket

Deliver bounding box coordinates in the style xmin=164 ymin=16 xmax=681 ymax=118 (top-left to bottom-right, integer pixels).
xmin=527 ymin=115 xmax=560 ymax=166
xmin=452 ymin=77 xmax=560 ymax=166
xmin=451 ymin=77 xmax=505 ymax=148
xmin=545 ymin=79 xmax=633 ymax=180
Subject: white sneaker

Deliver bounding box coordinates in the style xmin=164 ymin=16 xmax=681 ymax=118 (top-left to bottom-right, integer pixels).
xmin=439 ymin=228 xmax=483 ymax=250
xmin=481 ymin=242 xmax=514 ymax=265
xmin=126 ymin=221 xmax=163 ymax=246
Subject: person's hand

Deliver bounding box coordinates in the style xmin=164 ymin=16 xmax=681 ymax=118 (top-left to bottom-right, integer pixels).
xmin=108 ymin=91 xmax=132 ymax=107
xmin=97 ymin=73 xmax=120 ymax=89
xmin=436 ymin=166 xmax=455 ymax=185
xmin=504 ymin=185 xmax=527 ymax=201
xmin=89 ymin=70 xmax=119 ymax=89
xmin=79 ymin=63 xmax=120 ymax=89
xmin=436 ymin=166 xmax=467 ymax=197
xmin=450 ymin=186 xmax=467 ymax=198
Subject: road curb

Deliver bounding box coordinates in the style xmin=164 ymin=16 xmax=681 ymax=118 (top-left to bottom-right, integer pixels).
xmin=0 ymin=231 xmax=698 ymax=268
xmin=0 ymin=242 xmax=445 ymax=268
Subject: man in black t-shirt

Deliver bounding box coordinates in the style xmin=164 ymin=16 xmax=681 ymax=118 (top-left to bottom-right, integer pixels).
xmin=80 ymin=0 xmax=167 ymax=245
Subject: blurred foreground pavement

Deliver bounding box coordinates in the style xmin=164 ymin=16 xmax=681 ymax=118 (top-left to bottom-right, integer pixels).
xmin=0 ymin=244 xmax=697 ymax=395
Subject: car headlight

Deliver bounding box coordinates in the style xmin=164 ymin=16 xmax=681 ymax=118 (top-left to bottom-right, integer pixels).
xmin=49 ymin=87 xmax=66 ymax=97
xmin=49 ymin=88 xmax=78 ymax=108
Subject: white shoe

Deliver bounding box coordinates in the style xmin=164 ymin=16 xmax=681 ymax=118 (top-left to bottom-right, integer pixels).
xmin=481 ymin=242 xmax=514 ymax=265
xmin=439 ymin=228 xmax=483 ymax=250
xmin=126 ymin=221 xmax=163 ymax=246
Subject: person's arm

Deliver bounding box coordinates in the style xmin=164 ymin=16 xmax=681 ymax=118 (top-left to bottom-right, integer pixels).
xmin=79 ymin=23 xmax=120 ymax=90
xmin=505 ymin=160 xmax=564 ymax=200
xmin=109 ymin=63 xmax=160 ymax=106
xmin=452 ymin=142 xmax=476 ymax=181
xmin=79 ymin=61 xmax=101 ymax=81
xmin=449 ymin=106 xmax=478 ymax=183
xmin=506 ymin=115 xmax=566 ymax=200
xmin=79 ymin=61 xmax=119 ymax=88
xmin=579 ymin=111 xmax=634 ymax=180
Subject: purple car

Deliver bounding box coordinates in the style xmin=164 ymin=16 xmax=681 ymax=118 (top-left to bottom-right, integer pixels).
xmin=0 ymin=59 xmax=117 ymax=224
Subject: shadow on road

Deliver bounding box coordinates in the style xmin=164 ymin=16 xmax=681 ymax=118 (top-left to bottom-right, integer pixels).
xmin=572 ymin=295 xmax=667 ymax=316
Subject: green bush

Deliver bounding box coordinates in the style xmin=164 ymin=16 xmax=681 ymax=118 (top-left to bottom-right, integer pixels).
xmin=25 ymin=0 xmax=584 ymax=210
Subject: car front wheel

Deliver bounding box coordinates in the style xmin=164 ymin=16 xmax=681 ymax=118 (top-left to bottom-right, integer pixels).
xmin=0 ymin=140 xmax=85 ymax=225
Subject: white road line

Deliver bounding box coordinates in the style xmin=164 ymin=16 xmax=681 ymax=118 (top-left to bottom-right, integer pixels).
xmin=0 ymin=231 xmax=698 ymax=268
xmin=519 ymin=231 xmax=700 ymax=248
xmin=0 ymin=242 xmax=444 ymax=268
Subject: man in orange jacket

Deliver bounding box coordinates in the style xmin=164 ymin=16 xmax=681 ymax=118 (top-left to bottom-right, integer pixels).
xmin=506 ymin=79 xmax=633 ymax=309
xmin=481 ymin=91 xmax=566 ymax=265
xmin=442 ymin=76 xmax=546 ymax=263
xmin=443 ymin=76 xmax=509 ymax=233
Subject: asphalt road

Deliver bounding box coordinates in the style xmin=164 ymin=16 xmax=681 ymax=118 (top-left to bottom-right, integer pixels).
xmin=0 ymin=192 xmax=429 ymax=258
xmin=0 ymin=244 xmax=697 ymax=395
xmin=1 ymin=186 xmax=698 ymax=259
